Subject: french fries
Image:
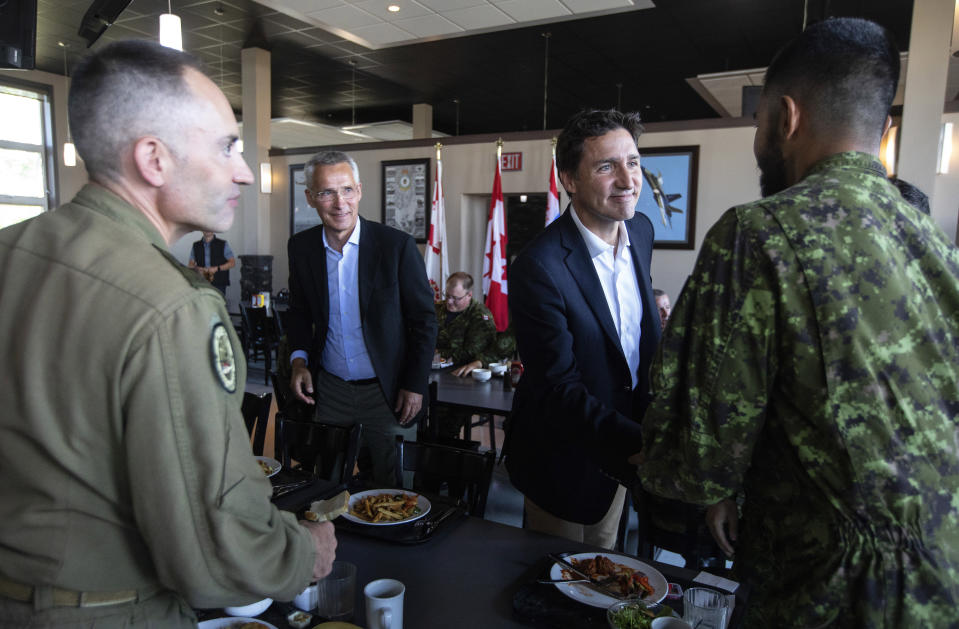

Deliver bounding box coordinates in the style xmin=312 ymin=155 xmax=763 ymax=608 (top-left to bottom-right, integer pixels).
xmin=349 ymin=492 xmax=421 ymax=523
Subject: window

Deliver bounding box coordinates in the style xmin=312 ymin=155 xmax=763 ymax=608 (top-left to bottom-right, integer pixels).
xmin=0 ymin=81 xmax=55 ymax=230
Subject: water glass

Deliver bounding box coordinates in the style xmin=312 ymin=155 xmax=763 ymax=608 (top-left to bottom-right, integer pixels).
xmin=316 ymin=561 xmax=357 ymax=621
xmin=683 ymin=587 xmax=728 ymax=629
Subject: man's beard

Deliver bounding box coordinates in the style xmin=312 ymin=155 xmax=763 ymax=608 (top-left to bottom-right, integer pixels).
xmin=756 ymin=137 xmax=788 ymax=198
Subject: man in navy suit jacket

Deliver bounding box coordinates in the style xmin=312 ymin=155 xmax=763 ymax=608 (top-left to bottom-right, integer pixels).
xmin=505 ymin=110 xmax=661 ymax=548
xmin=287 ymin=151 xmax=437 ymax=485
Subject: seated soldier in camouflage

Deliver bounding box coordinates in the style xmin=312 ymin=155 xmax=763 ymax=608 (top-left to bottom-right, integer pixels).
xmin=433 ymin=272 xmax=498 ymax=439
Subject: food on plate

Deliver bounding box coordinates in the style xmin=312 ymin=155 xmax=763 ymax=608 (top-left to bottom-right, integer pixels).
xmin=286 ymin=609 xmax=312 ymax=629
xmin=257 ymin=459 xmax=274 ymax=475
xmin=349 ymin=492 xmax=422 ymax=523
xmin=607 ymin=601 xmax=674 ymax=629
xmin=561 ymin=555 xmax=655 ymax=598
xmin=231 ymin=623 xmax=270 ymax=629
xmin=304 ymin=491 xmax=351 ymax=522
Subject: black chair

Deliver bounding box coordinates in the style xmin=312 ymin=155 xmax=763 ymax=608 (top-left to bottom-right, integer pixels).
xmin=634 ymin=487 xmax=728 ymax=570
xmin=239 ymin=303 xmax=277 ymax=385
xmin=240 ymin=391 xmax=272 ymax=456
xmin=393 ymin=436 xmax=495 ymax=517
xmin=276 ymin=414 xmax=361 ymax=485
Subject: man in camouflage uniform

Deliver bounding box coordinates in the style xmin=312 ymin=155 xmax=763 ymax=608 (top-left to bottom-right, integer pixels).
xmin=0 ymin=42 xmax=335 ymax=628
xmin=433 ymin=272 xmax=498 ymax=438
xmin=639 ymin=18 xmax=959 ymax=627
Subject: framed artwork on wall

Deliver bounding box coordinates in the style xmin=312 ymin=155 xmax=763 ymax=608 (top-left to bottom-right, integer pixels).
xmin=382 ymin=158 xmax=430 ymax=243
xmin=635 ymin=146 xmax=699 ymax=249
xmin=289 ymin=164 xmax=321 ymax=236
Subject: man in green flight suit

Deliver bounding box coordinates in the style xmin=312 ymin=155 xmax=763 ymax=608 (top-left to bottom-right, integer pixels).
xmin=432 ymin=272 xmax=498 ymax=438
xmin=0 ymin=41 xmax=336 ymax=628
xmin=638 ymin=18 xmax=959 ymax=627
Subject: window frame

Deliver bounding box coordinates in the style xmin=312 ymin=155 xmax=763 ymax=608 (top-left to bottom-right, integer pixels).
xmin=0 ymin=75 xmax=58 ymax=217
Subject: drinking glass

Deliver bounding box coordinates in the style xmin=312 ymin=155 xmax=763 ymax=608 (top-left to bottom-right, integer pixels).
xmin=316 ymin=561 xmax=357 ymax=621
xmin=682 ymin=587 xmax=728 ymax=629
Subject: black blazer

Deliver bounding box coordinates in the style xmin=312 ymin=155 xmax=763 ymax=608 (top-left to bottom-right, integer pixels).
xmin=286 ymin=217 xmax=438 ymax=419
xmin=505 ymin=208 xmax=661 ymax=523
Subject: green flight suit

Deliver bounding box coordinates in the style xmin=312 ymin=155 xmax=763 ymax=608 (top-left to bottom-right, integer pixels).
xmin=640 ymin=153 xmax=959 ymax=627
xmin=0 ymin=184 xmax=315 ymax=628
xmin=433 ymin=299 xmax=498 ymax=439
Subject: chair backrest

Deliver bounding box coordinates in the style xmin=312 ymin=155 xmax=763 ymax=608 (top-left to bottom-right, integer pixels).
xmin=394 ymin=436 xmax=495 ymax=517
xmin=241 ymin=391 xmax=272 ymax=456
xmin=276 ymin=414 xmax=361 ymax=484
xmin=240 ymin=303 xmax=271 ymax=344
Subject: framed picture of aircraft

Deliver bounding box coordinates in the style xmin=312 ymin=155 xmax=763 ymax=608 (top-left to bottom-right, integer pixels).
xmin=636 ymin=145 xmax=699 ymax=249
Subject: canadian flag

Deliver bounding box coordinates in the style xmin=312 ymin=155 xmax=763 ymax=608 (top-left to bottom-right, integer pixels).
xmin=482 ymin=149 xmax=509 ymax=332
xmin=545 ymin=146 xmax=561 ymax=226
xmin=424 ymin=156 xmax=448 ymax=301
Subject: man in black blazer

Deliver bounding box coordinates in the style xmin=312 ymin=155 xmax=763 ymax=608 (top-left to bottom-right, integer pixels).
xmin=505 ymin=110 xmax=661 ymax=548
xmin=287 ymin=150 xmax=437 ymax=485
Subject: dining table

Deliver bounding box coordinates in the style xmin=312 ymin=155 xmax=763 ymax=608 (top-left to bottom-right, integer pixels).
xmin=199 ymin=481 xmax=749 ymax=629
xmin=428 ymin=367 xmax=514 ymax=416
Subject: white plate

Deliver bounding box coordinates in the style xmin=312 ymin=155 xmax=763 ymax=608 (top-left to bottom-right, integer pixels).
xmin=550 ymin=552 xmax=668 ymax=609
xmin=341 ymin=489 xmax=431 ymax=526
xmin=198 ymin=617 xmax=279 ymax=629
xmin=255 ymin=456 xmax=281 ymax=478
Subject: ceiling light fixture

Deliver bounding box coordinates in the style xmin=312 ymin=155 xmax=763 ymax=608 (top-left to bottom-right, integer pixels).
xmin=388 ymin=5 xmax=401 ymax=12
xmin=159 ymin=0 xmax=183 ymax=51
xmin=59 ymin=42 xmax=76 ymax=168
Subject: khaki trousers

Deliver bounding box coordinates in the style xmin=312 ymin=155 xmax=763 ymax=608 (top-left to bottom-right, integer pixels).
xmin=524 ymin=485 xmax=627 ymax=550
xmin=0 ymin=591 xmax=194 ymax=629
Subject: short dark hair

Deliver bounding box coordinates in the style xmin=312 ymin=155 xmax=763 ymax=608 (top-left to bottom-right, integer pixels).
xmin=447 ymin=272 xmax=473 ymax=292
xmin=763 ymin=18 xmax=899 ymax=144
xmin=653 ymin=289 xmax=666 ymax=298
xmin=69 ymin=40 xmax=205 ymax=181
xmin=556 ymin=109 xmax=644 ymax=179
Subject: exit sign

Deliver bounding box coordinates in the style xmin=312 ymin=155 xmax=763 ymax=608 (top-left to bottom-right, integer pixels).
xmin=501 ymin=152 xmax=523 ymax=171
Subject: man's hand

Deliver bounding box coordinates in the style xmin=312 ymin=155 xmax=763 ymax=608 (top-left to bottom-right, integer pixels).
xmin=394 ymin=389 xmax=422 ymax=425
xmin=706 ymin=498 xmax=738 ymax=558
xmin=299 ymin=520 xmax=337 ymax=580
xmin=290 ymin=362 xmax=315 ymax=405
xmin=451 ymin=360 xmax=482 ymax=377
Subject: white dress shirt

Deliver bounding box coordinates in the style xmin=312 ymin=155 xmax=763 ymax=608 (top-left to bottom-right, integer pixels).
xmin=569 ymin=205 xmax=643 ymax=389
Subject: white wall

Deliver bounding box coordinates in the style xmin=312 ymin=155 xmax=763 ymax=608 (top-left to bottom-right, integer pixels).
xmin=932 ymin=112 xmax=959 ymax=243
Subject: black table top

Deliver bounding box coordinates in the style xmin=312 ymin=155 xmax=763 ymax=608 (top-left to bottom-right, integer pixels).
xmin=200 ymin=513 xmax=747 ymax=629
xmin=429 ymin=368 xmax=514 ymax=415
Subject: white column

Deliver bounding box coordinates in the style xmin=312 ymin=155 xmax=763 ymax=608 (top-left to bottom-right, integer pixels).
xmin=897 ymin=0 xmax=954 ymax=207
xmin=240 ymin=46 xmax=271 ymax=255
xmin=413 ymin=103 xmax=433 ymax=139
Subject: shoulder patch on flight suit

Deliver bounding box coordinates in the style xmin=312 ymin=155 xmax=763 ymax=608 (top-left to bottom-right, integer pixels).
xmin=153 ymin=244 xmax=210 ymax=290
xmin=211 ymin=323 xmax=237 ymax=392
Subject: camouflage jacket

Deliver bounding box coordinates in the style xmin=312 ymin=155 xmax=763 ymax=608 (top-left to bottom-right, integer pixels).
xmin=640 ymin=153 xmax=959 ymax=627
xmin=435 ymin=299 xmax=498 ymax=367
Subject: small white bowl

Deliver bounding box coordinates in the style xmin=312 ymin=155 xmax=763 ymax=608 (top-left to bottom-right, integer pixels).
xmin=472 ymin=368 xmax=491 ymax=382
xmin=223 ymin=597 xmax=272 ymax=617
xmin=489 ymin=363 xmax=508 ymax=376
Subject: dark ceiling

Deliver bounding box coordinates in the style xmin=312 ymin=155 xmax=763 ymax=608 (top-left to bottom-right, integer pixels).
xmin=32 ymin=0 xmax=914 ymax=137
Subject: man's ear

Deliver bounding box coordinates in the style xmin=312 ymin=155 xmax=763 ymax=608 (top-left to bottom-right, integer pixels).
xmin=558 ymin=170 xmax=576 ymax=196
xmin=131 ymin=137 xmax=170 ymax=188
xmin=779 ymin=95 xmax=801 ymax=142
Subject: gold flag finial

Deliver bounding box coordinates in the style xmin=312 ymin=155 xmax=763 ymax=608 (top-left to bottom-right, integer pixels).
xmin=435 ymin=142 xmax=442 ymax=161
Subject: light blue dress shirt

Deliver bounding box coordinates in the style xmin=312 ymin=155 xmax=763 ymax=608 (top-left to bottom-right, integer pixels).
xmin=290 ymin=222 xmax=376 ymax=381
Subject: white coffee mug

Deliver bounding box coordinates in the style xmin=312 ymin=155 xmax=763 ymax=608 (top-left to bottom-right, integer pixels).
xmin=293 ymin=582 xmax=318 ymax=612
xmin=364 ymin=578 xmax=405 ymax=629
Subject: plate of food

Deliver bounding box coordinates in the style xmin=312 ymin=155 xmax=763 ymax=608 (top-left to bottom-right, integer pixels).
xmin=198 ymin=618 xmax=278 ymax=629
xmin=255 ymin=456 xmax=281 ymax=478
xmin=550 ymin=553 xmax=668 ymax=609
xmin=341 ymin=489 xmax=430 ymax=526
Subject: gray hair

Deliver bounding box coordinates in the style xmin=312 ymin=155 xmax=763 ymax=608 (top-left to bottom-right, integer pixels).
xmin=69 ymin=40 xmax=206 ymax=181
xmin=304 ymin=151 xmax=361 ymax=189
